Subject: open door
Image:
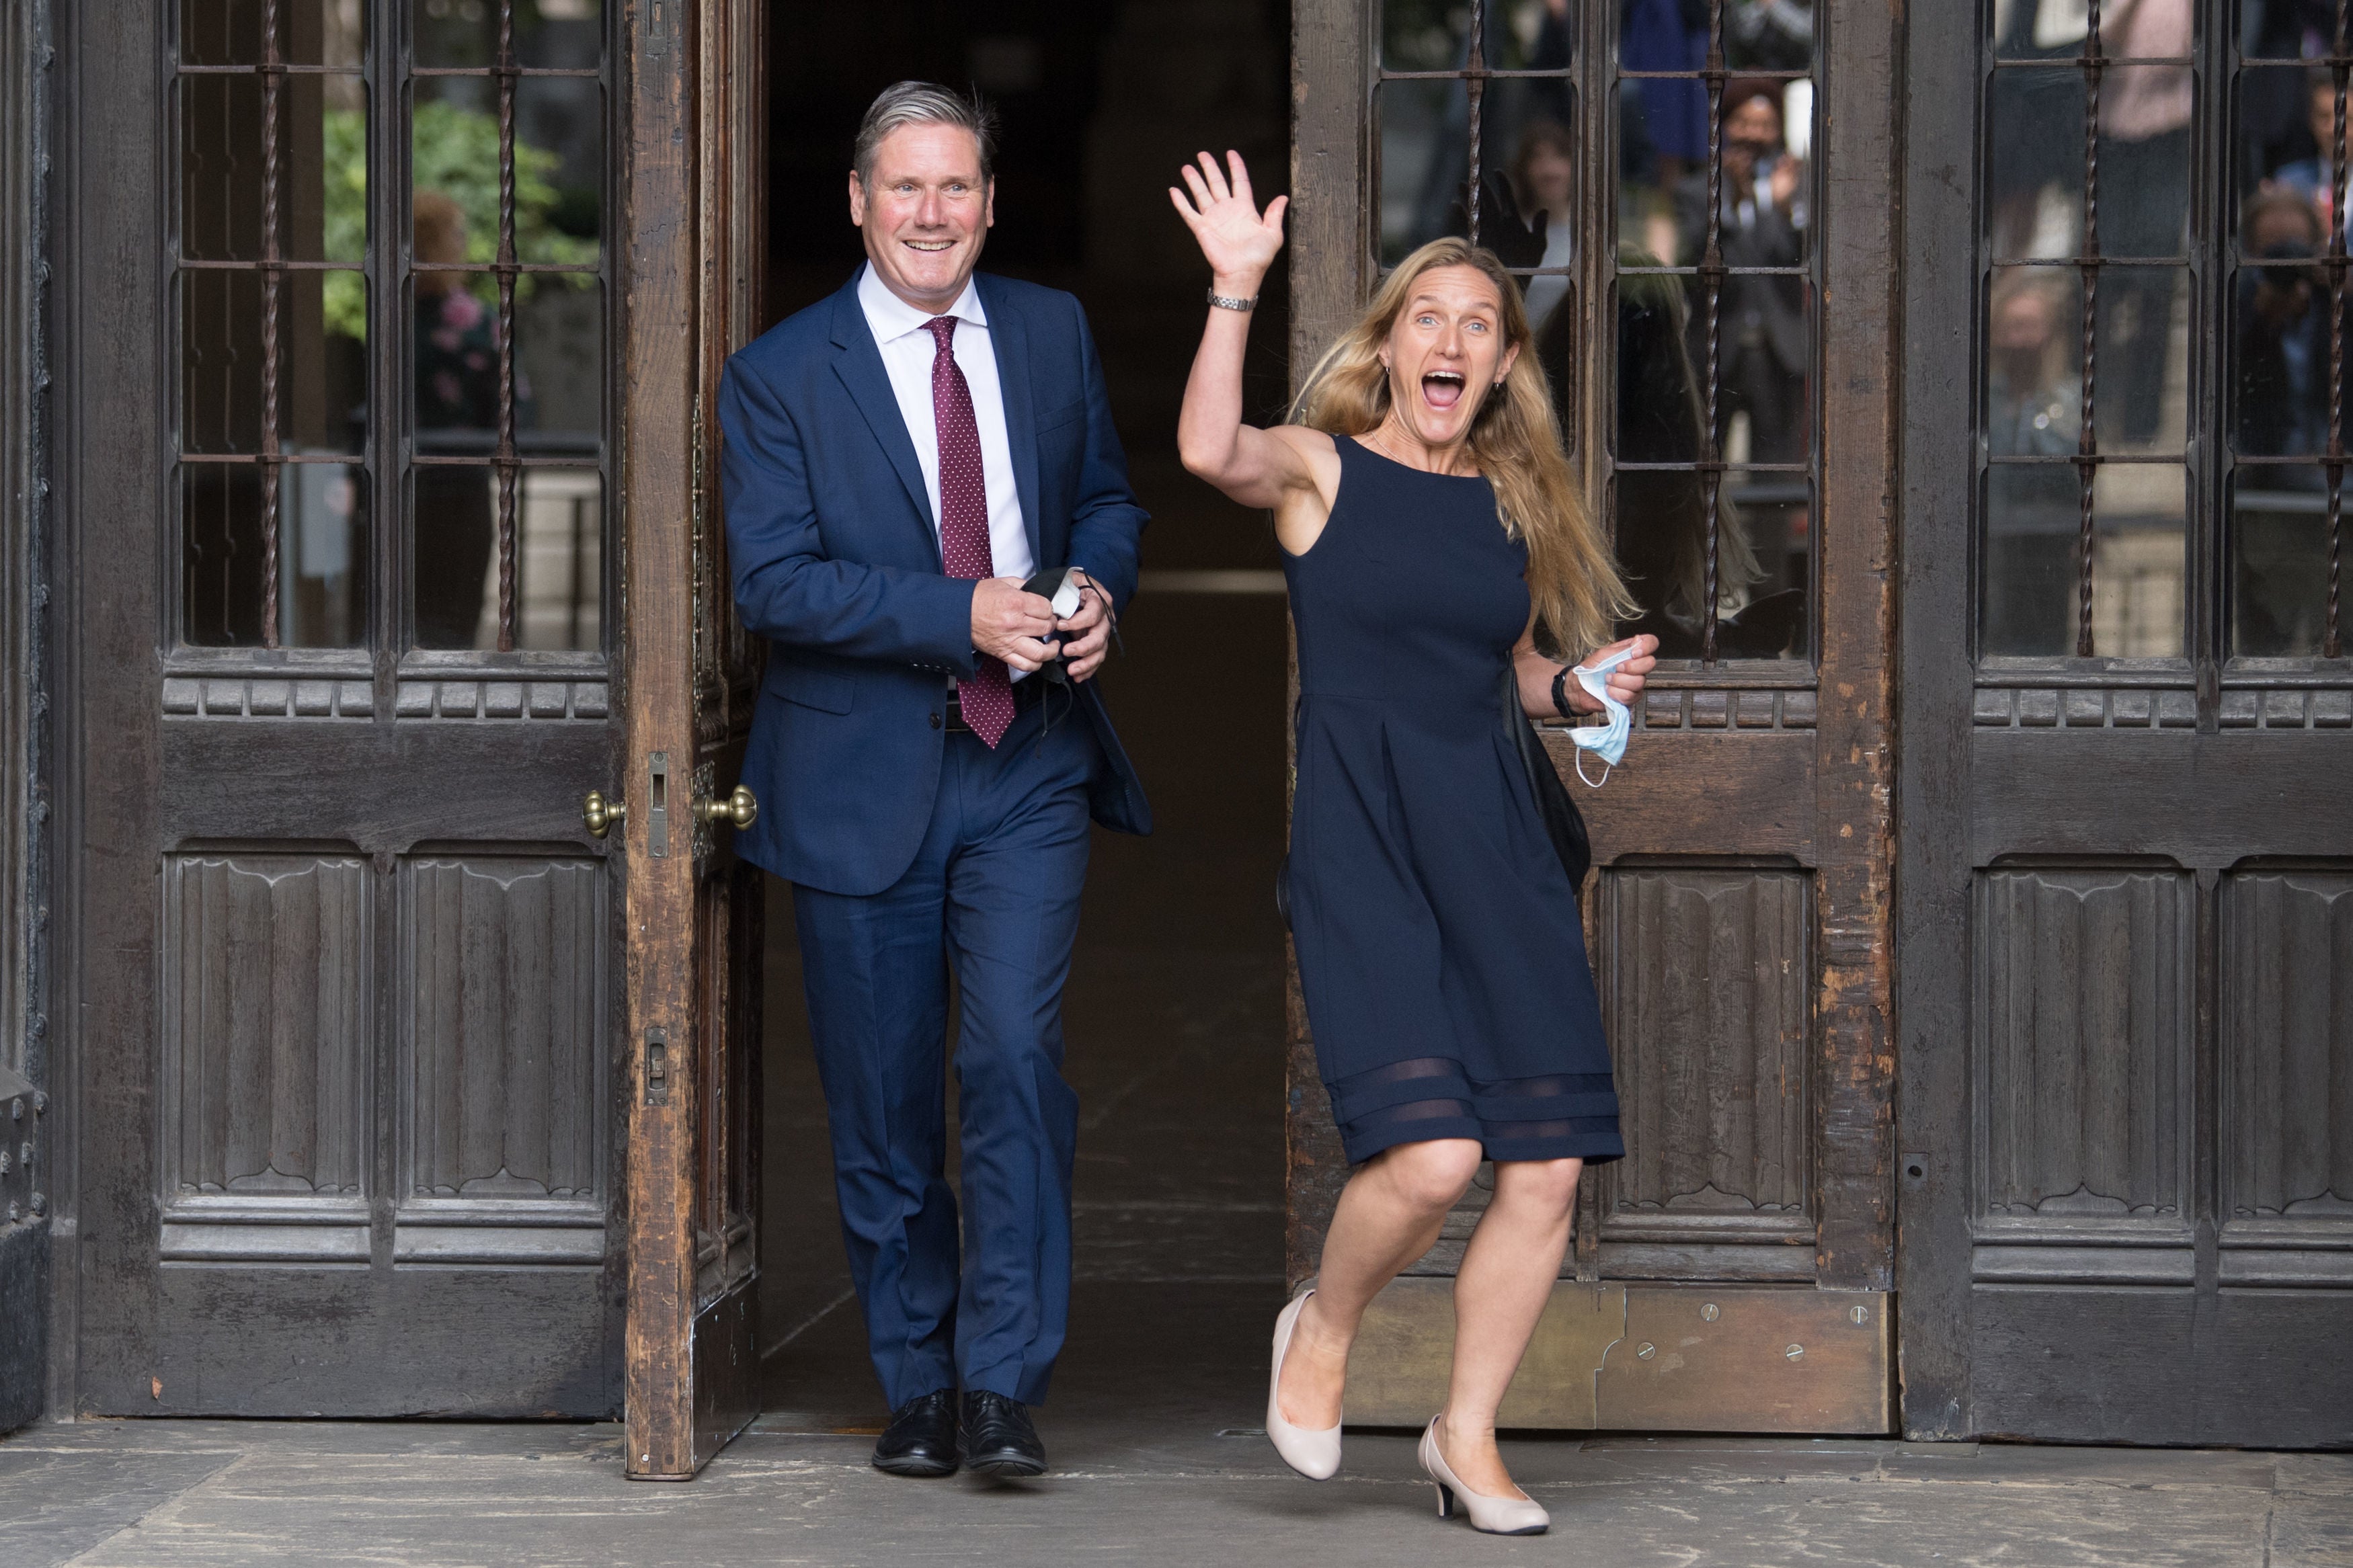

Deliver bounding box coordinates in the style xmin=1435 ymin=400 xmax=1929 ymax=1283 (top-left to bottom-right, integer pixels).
xmin=618 ymin=0 xmax=768 ymax=1479
xmin=66 ymin=0 xmax=635 ymax=1419
xmin=1287 ymin=0 xmax=1900 ymax=1432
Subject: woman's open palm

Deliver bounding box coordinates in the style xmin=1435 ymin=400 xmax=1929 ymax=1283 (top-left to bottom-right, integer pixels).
xmin=1170 ymin=151 xmax=1287 ymax=278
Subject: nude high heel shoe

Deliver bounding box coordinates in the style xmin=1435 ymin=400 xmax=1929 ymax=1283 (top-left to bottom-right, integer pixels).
xmin=1265 ymin=1290 xmax=1342 ymax=1479
xmin=1419 ymin=1415 xmax=1549 ymax=1536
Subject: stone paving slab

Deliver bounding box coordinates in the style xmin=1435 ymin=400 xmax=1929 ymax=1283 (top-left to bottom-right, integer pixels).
xmin=3 ymin=1419 xmax=2346 ymax=1568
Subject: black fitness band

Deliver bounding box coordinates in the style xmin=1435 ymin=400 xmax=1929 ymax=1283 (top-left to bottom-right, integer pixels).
xmin=1550 ymin=665 xmax=1576 ymax=720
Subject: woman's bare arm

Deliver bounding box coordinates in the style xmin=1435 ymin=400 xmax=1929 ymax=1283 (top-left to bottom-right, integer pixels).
xmin=1170 ymin=153 xmax=1337 ymax=544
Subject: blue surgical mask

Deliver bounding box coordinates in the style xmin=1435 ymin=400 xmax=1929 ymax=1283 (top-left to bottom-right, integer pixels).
xmin=1567 ymin=645 xmax=1636 ymax=786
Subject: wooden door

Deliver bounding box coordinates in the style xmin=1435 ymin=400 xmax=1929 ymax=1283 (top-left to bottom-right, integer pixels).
xmin=1899 ymin=0 xmax=2353 ymax=1446
xmin=1288 ymin=0 xmax=1899 ymax=1432
xmin=618 ymin=0 xmax=767 ymax=1481
xmin=65 ymin=0 xmax=632 ymax=1417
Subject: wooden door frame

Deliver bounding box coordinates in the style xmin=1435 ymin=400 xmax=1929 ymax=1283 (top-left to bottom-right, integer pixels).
xmin=1892 ymin=0 xmax=1976 ymax=1444
xmin=620 ymin=0 xmax=766 ymax=1480
xmin=0 ymin=0 xmax=52 ymax=1435
xmin=1285 ymin=0 xmax=1903 ymax=1433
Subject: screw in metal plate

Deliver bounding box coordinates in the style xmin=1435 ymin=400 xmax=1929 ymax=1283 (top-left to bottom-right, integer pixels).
xmin=1636 ymin=1342 xmax=1657 ymax=1360
xmin=1700 ymin=1302 xmax=1720 ymax=1322
xmin=1785 ymin=1344 xmax=1805 ymax=1361
xmin=1850 ymin=1304 xmax=1870 ymax=1325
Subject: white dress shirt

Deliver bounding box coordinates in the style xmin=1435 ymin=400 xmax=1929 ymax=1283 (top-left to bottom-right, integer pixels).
xmin=856 ymin=262 xmax=1036 ymax=590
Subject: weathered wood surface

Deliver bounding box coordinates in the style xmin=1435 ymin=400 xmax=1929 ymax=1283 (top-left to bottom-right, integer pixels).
xmin=622 ymin=0 xmax=766 ymax=1479
xmin=1897 ymin=0 xmax=2353 ymax=1447
xmin=64 ymin=0 xmax=629 ymax=1421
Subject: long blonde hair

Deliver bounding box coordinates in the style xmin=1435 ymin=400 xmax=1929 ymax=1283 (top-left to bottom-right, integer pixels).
xmin=1292 ymin=237 xmax=1634 ymax=657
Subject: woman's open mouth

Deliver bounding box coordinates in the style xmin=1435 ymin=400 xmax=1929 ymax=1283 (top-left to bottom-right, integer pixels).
xmin=1421 ymin=370 xmax=1466 ymax=411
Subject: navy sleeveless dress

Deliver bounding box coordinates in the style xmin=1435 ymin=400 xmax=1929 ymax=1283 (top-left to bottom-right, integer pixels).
xmin=1281 ymin=436 xmax=1623 ymax=1167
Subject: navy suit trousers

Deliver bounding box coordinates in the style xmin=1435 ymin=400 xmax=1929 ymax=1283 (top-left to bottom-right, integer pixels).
xmin=791 ymin=697 xmax=1101 ymax=1410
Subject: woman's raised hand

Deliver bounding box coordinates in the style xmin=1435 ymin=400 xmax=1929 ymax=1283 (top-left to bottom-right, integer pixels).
xmin=1170 ymin=151 xmax=1287 ymax=286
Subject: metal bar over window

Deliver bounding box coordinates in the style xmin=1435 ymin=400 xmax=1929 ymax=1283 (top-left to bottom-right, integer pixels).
xmin=2330 ymin=1 xmax=2348 ymax=659
xmin=260 ymin=0 xmax=284 ymax=649
xmin=493 ymin=0 xmax=520 ymax=653
xmin=2073 ymin=0 xmax=2104 ymax=659
xmin=1699 ymin=0 xmax=1726 ymax=665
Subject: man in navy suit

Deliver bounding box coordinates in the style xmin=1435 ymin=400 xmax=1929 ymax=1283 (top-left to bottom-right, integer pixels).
xmin=719 ymin=82 xmax=1148 ymax=1481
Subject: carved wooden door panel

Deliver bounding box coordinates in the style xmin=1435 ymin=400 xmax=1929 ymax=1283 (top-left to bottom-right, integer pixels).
xmin=71 ymin=0 xmax=627 ymax=1414
xmin=1899 ymin=0 xmax=2353 ymax=1447
xmin=618 ymin=0 xmax=766 ymax=1480
xmin=1288 ymin=0 xmax=1898 ymax=1432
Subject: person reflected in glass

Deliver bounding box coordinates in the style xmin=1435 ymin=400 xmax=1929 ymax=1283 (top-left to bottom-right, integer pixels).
xmin=1622 ymin=0 xmax=1711 ymax=206
xmin=2260 ymin=67 xmax=2350 ymax=223
xmin=1171 ymin=151 xmax=1657 ymax=1536
xmin=411 ymin=190 xmax=532 ymax=647
xmin=2092 ymin=0 xmax=2190 ymax=447
xmin=1509 ymin=120 xmax=1579 ymax=337
xmin=1595 ymin=256 xmax=1773 ymax=656
xmin=1983 ymin=275 xmax=2083 ymax=655
xmin=2234 ymin=190 xmax=2338 ymax=654
xmin=1675 ymin=86 xmax=1809 ymax=467
xmin=2236 ymin=190 xmax=2332 ymax=462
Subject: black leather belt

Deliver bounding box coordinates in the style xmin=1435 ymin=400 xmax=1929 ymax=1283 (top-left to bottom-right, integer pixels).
xmin=943 ymin=676 xmax=1050 ymax=732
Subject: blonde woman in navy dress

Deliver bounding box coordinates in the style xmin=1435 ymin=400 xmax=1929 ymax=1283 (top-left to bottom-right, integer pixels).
xmin=1171 ymin=153 xmax=1657 ymax=1535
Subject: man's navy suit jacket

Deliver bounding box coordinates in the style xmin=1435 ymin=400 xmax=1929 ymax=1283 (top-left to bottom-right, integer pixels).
xmin=719 ymin=269 xmax=1151 ymax=897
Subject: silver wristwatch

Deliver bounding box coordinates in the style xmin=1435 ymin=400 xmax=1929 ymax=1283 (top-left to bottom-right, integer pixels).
xmin=1205 ymin=288 xmax=1257 ymax=312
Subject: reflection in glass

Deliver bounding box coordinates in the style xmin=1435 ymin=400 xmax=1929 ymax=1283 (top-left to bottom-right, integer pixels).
xmin=2237 ymin=65 xmax=2346 ymax=221
xmin=1373 ymin=43 xmax=1574 ymax=269
xmin=1608 ymin=261 xmax=1804 ymax=659
xmin=1616 ymin=79 xmax=1812 ymax=270
xmin=1723 ymin=0 xmax=1812 ymax=70
xmin=183 ymin=461 xmax=368 ymax=648
xmin=182 ymin=269 xmax=368 ymax=456
xmin=414 ymin=0 xmax=603 ymax=70
xmin=2234 ymin=214 xmax=2338 ymax=459
xmin=182 ymin=0 xmax=366 ymax=67
xmin=1987 ymin=67 xmax=2087 ymax=259
xmin=180 ymin=73 xmax=368 ymax=263
xmin=409 ymin=254 xmax=602 ymax=649
xmin=1983 ymin=463 xmax=2185 ymax=658
xmin=412 ymin=77 xmax=602 ymax=269
xmin=1505 ymin=116 xmax=1579 ymax=334
xmin=1379 ymin=0 xmax=1572 ymax=75
xmin=516 ymin=469 xmax=603 ymax=651
xmin=2233 ymin=470 xmax=2339 ymax=657
xmin=411 ymin=256 xmax=513 ymax=648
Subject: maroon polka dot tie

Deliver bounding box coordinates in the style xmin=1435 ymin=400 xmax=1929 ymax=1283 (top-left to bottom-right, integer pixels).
xmin=926 ymin=315 xmax=1014 ymax=749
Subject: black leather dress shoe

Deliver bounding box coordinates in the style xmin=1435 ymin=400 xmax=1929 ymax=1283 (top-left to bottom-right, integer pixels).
xmin=959 ymin=1391 xmax=1047 ymax=1477
xmin=872 ymin=1389 xmax=959 ymax=1477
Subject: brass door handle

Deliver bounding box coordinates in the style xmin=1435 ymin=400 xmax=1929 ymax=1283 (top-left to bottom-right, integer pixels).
xmin=697 ymin=784 xmax=758 ymax=831
xmin=583 ymin=790 xmax=626 ymax=838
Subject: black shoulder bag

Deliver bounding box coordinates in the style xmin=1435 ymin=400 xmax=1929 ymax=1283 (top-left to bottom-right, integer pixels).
xmin=1503 ymin=667 xmax=1592 ymax=895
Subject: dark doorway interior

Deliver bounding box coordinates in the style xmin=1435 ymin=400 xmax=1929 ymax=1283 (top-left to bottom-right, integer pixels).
xmin=754 ymin=3 xmax=1296 ymax=1431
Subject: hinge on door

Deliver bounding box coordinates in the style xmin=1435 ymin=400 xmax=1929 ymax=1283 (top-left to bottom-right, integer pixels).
xmin=644 ymin=1027 xmax=670 ymax=1106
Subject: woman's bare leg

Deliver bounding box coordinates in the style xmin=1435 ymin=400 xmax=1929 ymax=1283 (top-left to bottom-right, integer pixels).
xmin=1277 ymin=1138 xmax=1485 ymax=1428
xmin=1436 ymin=1157 xmax=1582 ymax=1499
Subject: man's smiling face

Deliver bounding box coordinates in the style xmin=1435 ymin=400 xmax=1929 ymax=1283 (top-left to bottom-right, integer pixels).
xmin=850 ymin=122 xmax=994 ymax=313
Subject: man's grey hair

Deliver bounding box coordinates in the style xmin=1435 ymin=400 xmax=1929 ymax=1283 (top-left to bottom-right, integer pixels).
xmin=852 ymin=81 xmax=998 ymax=190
